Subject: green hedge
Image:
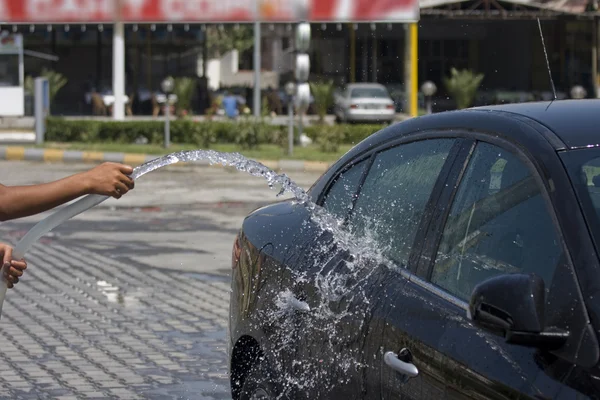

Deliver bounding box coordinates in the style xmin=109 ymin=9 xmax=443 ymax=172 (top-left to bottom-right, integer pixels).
xmin=46 ymin=117 xmax=386 ymax=150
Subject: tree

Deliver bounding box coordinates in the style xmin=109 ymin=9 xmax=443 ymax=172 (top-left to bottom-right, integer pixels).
xmin=172 ymin=77 xmax=196 ymax=117
xmin=202 ymin=25 xmax=255 ymax=77
xmin=310 ymin=81 xmax=335 ymax=123
xmin=24 ymin=68 xmax=68 ymax=113
xmin=443 ymin=68 xmax=484 ymax=109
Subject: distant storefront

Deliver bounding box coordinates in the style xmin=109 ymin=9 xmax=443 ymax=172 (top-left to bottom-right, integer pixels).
xmin=281 ymin=0 xmax=600 ymax=110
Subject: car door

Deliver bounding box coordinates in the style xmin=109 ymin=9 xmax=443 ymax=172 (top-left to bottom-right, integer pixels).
xmin=380 ymin=138 xmax=595 ymax=399
xmin=290 ymin=137 xmax=463 ymax=399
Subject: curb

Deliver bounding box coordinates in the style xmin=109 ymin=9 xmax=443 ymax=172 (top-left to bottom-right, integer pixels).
xmin=0 ymin=146 xmax=332 ymax=173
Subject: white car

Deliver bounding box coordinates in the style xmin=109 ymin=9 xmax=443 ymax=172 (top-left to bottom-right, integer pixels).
xmin=334 ymin=83 xmax=396 ymax=123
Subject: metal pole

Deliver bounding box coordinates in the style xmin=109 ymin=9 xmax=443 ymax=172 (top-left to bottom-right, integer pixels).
xmin=164 ymin=99 xmax=170 ymax=148
xmin=34 ymin=78 xmax=47 ymax=145
xmin=288 ymin=100 xmax=294 ymax=156
xmin=112 ymin=20 xmax=125 ymax=120
xmin=426 ymin=96 xmax=432 ymax=114
xmin=253 ymin=20 xmax=261 ymax=117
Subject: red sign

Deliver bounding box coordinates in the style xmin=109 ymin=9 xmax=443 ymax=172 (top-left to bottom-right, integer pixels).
xmin=0 ymin=0 xmax=419 ymax=23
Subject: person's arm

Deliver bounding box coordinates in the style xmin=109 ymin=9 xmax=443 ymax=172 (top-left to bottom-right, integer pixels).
xmin=0 ymin=162 xmax=135 ymax=222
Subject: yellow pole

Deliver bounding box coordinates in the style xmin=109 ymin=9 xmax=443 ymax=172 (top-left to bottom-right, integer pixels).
xmin=410 ymin=23 xmax=418 ymax=117
xmin=350 ymin=24 xmax=356 ymax=83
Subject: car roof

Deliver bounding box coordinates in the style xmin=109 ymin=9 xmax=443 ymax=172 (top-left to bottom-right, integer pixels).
xmin=472 ymin=99 xmax=600 ymax=149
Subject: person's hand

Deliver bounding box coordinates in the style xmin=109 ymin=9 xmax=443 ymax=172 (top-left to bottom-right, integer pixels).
xmin=0 ymin=243 xmax=26 ymax=289
xmin=82 ymin=162 xmax=135 ymax=199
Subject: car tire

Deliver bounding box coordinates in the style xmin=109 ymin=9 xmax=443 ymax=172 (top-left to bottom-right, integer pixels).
xmin=239 ymin=356 xmax=283 ymax=400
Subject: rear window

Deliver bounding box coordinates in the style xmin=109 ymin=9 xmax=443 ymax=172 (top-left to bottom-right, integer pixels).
xmin=350 ymin=87 xmax=389 ymax=99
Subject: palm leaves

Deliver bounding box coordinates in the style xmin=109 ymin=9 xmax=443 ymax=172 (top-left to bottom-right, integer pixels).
xmin=443 ymin=68 xmax=484 ymax=109
xmin=24 ymin=68 xmax=68 ymax=113
xmin=310 ymin=80 xmax=334 ymax=123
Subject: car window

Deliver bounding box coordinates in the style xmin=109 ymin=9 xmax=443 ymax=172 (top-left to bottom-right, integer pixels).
xmin=431 ymin=142 xmax=562 ymax=300
xmin=350 ymin=87 xmax=389 ymax=98
xmin=321 ymin=160 xmax=368 ymax=222
xmin=349 ymin=139 xmax=455 ymax=267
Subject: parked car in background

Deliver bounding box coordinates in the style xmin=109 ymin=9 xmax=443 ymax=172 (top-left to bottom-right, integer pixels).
xmin=333 ymin=83 xmax=396 ymax=123
xmin=229 ymin=99 xmax=600 ymax=399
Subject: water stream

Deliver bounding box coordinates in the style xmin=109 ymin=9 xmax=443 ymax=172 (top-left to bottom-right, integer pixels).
xmin=0 ymin=151 xmax=307 ymax=313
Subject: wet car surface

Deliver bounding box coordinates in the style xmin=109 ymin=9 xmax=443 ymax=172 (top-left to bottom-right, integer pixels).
xmin=229 ymin=99 xmax=600 ymax=399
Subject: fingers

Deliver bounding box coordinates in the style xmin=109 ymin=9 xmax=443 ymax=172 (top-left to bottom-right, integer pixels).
xmin=118 ymin=173 xmax=135 ymax=190
xmin=118 ymin=164 xmax=134 ymax=175
xmin=111 ymin=181 xmax=129 ymax=199
xmin=3 ymin=259 xmax=25 ymax=288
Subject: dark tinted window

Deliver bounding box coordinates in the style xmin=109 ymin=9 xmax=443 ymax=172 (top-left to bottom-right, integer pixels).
xmin=349 ymin=139 xmax=455 ymax=266
xmin=431 ymin=142 xmax=561 ymax=300
xmin=322 ymin=160 xmax=367 ymax=221
xmin=350 ymin=87 xmax=389 ymax=98
xmin=0 ymin=55 xmax=19 ymax=87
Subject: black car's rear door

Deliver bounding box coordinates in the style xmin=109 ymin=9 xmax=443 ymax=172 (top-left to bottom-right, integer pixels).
xmin=380 ymin=138 xmax=596 ymax=399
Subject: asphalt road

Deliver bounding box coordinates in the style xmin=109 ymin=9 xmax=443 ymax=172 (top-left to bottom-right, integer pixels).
xmin=0 ymin=160 xmax=323 ymax=400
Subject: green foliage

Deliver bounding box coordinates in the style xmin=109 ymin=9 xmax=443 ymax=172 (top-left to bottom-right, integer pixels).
xmin=206 ymin=25 xmax=254 ymax=58
xmin=316 ymin=125 xmax=345 ymax=153
xmin=24 ymin=68 xmax=68 ymax=112
xmin=261 ymin=96 xmax=271 ymax=118
xmin=304 ymin=123 xmax=386 ymax=145
xmin=45 ymin=118 xmax=387 ymax=149
xmin=172 ymin=77 xmax=196 ymax=117
xmin=443 ymin=68 xmax=484 ymax=109
xmin=310 ymin=80 xmax=335 ymax=123
xmin=235 ymin=119 xmax=271 ymax=149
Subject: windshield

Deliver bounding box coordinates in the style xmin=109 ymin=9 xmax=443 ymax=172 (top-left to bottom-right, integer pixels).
xmin=350 ymin=87 xmax=389 ymax=98
xmin=561 ymin=148 xmax=600 ymax=252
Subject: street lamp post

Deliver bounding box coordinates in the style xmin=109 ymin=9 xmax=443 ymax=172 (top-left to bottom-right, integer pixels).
xmin=295 ymin=22 xmax=311 ymax=140
xmin=571 ymin=85 xmax=587 ymax=99
xmin=285 ymin=81 xmax=296 ymax=156
xmin=421 ymin=81 xmax=437 ymax=114
xmin=161 ymin=77 xmax=174 ymax=148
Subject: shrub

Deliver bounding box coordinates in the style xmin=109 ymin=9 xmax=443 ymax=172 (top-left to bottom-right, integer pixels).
xmin=304 ymin=123 xmax=385 ymax=145
xmin=234 ymin=119 xmax=270 ymax=149
xmin=443 ymin=68 xmax=485 ymax=109
xmin=45 ymin=118 xmax=387 ymax=147
xmin=316 ymin=125 xmax=345 ymax=153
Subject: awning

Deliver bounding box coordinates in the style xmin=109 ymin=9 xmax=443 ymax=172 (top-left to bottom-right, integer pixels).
xmin=420 ymin=0 xmax=590 ymax=13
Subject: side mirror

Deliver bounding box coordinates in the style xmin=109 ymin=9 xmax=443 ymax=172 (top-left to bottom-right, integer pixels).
xmin=468 ymin=273 xmax=569 ymax=350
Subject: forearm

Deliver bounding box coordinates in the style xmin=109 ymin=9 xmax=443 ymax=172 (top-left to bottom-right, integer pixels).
xmin=0 ymin=173 xmax=89 ymax=221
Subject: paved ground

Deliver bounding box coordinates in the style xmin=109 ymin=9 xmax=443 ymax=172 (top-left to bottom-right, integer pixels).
xmin=0 ymin=160 xmax=322 ymax=399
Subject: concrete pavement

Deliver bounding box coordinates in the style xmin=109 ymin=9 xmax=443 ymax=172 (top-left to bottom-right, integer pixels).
xmin=0 ymin=161 xmax=323 ymax=399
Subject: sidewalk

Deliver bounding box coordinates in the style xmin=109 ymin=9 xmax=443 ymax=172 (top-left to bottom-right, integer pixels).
xmin=0 ymin=145 xmax=333 ymax=172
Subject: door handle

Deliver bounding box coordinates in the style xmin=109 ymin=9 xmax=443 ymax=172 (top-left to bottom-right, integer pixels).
xmin=384 ymin=351 xmax=419 ymax=378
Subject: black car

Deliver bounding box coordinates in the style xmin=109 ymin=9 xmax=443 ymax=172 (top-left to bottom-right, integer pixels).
xmin=228 ymin=100 xmax=600 ymax=399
